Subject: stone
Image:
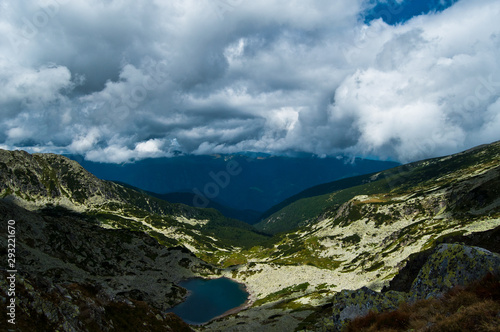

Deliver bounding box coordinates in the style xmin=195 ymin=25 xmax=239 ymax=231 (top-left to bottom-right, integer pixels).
xmin=410 ymin=243 xmax=500 ymax=300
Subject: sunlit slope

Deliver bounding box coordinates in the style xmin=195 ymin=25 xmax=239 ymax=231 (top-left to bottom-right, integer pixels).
xmin=203 ymin=142 xmax=500 ymax=331
xmin=256 ymin=141 xmax=500 ymax=234
xmin=0 ymin=149 xmax=269 ymax=260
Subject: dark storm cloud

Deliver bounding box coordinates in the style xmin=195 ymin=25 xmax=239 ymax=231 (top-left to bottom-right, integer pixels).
xmin=0 ymin=0 xmax=499 ymax=162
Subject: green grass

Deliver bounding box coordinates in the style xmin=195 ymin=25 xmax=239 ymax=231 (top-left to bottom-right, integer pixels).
xmin=253 ymin=282 xmax=310 ymax=306
xmin=221 ymin=252 xmax=248 ymax=267
xmin=365 ymin=261 xmax=385 ymax=272
xmin=422 ymin=230 xmax=467 ymax=251
xmin=254 ymin=142 xmax=500 ymax=235
xmin=273 ymin=253 xmax=342 ymax=270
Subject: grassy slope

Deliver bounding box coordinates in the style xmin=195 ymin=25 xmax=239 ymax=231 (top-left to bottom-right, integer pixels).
xmin=106 ymin=182 xmax=272 ymax=249
xmin=0 ymin=149 xmax=271 ymax=254
xmin=256 ymin=141 xmax=500 ymax=235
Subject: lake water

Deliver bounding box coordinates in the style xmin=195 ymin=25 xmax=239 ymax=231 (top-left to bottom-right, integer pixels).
xmin=168 ymin=277 xmax=249 ymax=325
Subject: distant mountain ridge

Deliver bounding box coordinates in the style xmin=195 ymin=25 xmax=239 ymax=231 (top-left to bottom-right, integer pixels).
xmin=68 ymin=154 xmax=400 ymax=213
xmin=111 ymin=180 xmax=262 ymax=224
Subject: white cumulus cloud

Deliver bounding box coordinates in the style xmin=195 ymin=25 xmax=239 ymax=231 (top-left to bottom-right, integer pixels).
xmin=0 ymin=0 xmax=499 ymax=162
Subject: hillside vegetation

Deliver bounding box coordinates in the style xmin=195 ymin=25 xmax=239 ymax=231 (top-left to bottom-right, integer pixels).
xmin=203 ymin=141 xmax=500 ymax=330
xmin=256 ymin=142 xmax=500 ymax=234
xmin=1 ymin=141 xmax=500 ymax=331
xmin=0 ymin=149 xmax=270 ymax=261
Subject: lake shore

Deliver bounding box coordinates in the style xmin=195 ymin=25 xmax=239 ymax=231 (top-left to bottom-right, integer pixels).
xmin=171 ymin=276 xmax=252 ymax=326
xmin=209 ymin=291 xmax=255 ymax=322
xmin=198 ymin=276 xmax=255 ymax=324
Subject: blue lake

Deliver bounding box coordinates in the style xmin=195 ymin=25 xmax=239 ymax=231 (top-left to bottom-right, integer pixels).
xmin=168 ymin=277 xmax=249 ymax=325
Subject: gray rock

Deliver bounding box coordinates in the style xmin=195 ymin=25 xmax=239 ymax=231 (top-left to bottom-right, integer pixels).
xmin=410 ymin=243 xmax=500 ymax=299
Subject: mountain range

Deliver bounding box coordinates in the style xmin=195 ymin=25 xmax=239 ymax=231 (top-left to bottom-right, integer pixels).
xmin=1 ymin=141 xmax=500 ymax=331
xmin=68 ymin=154 xmax=399 ymax=221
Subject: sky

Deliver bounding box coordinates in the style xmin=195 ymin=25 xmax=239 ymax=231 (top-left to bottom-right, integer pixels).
xmin=0 ymin=0 xmax=499 ymax=163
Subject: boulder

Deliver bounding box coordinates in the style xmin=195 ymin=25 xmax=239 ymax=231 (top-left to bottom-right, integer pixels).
xmin=329 ymin=287 xmax=407 ymax=331
xmin=410 ymin=243 xmax=500 ymax=300
xmin=325 ymin=243 xmax=500 ymax=330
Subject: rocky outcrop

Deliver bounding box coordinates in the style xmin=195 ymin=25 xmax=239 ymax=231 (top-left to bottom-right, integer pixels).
xmin=329 ymin=288 xmax=406 ymax=330
xmin=0 ymin=149 xmax=116 ymax=206
xmin=0 ymin=270 xmax=194 ymax=332
xmin=324 ymin=243 xmax=500 ymax=331
xmin=383 ymin=225 xmax=500 ymax=293
xmin=0 ymin=149 xmax=207 ymax=218
xmin=0 ymin=200 xmax=218 ymax=330
xmin=410 ymin=243 xmax=500 ymax=300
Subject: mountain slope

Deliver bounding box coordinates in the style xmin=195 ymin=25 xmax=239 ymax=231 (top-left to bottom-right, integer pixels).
xmin=201 ymin=141 xmax=500 ymax=331
xmin=70 ymin=154 xmax=399 ymax=212
xmin=258 ymin=172 xmax=379 ymax=223
xmin=2 ymin=143 xmax=500 ymax=331
xmin=0 ymin=199 xmax=204 ymax=331
xmin=141 ymin=190 xmax=262 ymax=224
xmin=0 ymin=149 xmax=269 ymax=258
xmin=256 ymin=141 xmax=500 ymax=234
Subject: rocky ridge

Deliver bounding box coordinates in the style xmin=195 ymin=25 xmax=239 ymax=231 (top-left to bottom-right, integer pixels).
xmin=0 ymin=149 xmax=269 ymax=258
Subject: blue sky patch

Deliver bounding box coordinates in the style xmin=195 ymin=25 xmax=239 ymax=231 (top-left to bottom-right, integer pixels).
xmin=364 ymin=0 xmax=460 ymax=25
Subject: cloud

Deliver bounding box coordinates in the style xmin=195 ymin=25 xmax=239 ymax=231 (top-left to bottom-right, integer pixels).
xmin=0 ymin=0 xmax=499 ymax=163
xmin=84 ymin=138 xmax=175 ymax=163
xmin=68 ymin=127 xmax=101 ymax=154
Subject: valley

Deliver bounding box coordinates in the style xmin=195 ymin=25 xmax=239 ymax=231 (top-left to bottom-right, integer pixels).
xmin=1 ymin=141 xmax=500 ymax=331
xmin=69 ymin=154 xmax=399 ymax=222
xmin=3 ymin=1 xmax=500 ymax=331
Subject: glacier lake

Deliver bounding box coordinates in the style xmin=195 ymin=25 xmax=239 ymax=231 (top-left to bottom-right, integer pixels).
xmin=168 ymin=277 xmax=249 ymax=325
